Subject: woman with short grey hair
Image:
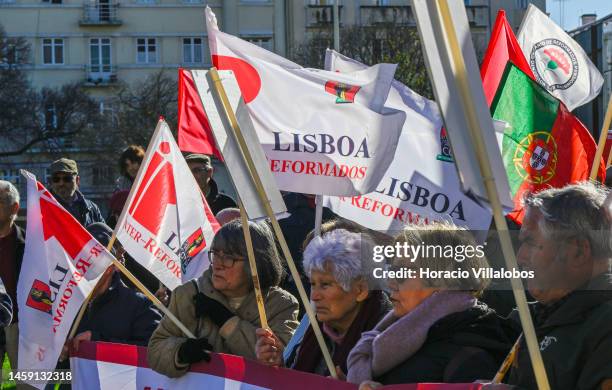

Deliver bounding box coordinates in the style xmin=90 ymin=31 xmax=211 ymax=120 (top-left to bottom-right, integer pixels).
xmin=255 ymin=226 xmax=390 ymax=377
xmin=347 ymin=222 xmax=514 ymax=389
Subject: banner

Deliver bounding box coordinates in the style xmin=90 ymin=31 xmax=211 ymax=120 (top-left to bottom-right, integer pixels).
xmin=177 ymin=68 xmax=223 ymax=159
xmin=204 ymin=6 xmax=406 ymax=196
xmin=323 ymin=50 xmax=492 ymax=233
xmin=17 ymin=171 xmax=113 ymax=389
xmin=71 ymin=341 xmax=496 ymax=390
xmin=192 ymin=69 xmax=287 ymax=220
xmin=115 ymin=120 xmax=220 ymax=290
xmin=518 ymin=4 xmax=604 ymax=112
xmin=411 ymin=0 xmax=513 ymax=211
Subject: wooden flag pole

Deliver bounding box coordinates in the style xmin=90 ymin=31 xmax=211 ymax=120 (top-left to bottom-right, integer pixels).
xmin=238 ymin=200 xmax=269 ymax=330
xmin=314 ymin=195 xmax=323 ymax=237
xmin=434 ymin=1 xmax=550 ymax=388
xmin=492 ymin=335 xmax=522 ymax=383
xmin=207 ymin=68 xmax=338 ymax=379
xmin=68 ymin=235 xmax=196 ymax=343
xmin=68 ymin=235 xmax=118 ymax=339
xmin=589 ymin=93 xmax=612 ymax=181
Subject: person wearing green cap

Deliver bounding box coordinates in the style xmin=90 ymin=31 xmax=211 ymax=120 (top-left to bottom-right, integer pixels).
xmin=48 ymin=158 xmax=105 ymax=227
xmin=185 ymin=153 xmax=236 ymax=215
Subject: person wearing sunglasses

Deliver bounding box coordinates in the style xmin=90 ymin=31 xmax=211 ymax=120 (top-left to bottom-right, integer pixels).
xmin=184 ymin=153 xmax=236 ymax=215
xmin=148 ymin=219 xmax=299 ymax=378
xmin=48 ymin=158 xmax=104 ymax=227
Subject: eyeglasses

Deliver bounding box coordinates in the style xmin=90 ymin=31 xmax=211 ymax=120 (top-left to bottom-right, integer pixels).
xmin=52 ymin=175 xmax=75 ymax=183
xmin=208 ymin=250 xmax=244 ymax=268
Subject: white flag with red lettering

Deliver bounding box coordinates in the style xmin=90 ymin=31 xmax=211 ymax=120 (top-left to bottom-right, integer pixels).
xmin=323 ymin=50 xmax=492 ymax=233
xmin=17 ymin=171 xmax=113 ymax=388
xmin=204 ymin=6 xmax=405 ymax=196
xmin=115 ymin=120 xmax=220 ymax=290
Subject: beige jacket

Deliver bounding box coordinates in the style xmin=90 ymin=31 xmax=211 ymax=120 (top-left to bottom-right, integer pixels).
xmin=148 ymin=270 xmax=299 ymax=378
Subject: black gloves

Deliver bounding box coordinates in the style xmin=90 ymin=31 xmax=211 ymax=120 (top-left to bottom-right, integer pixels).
xmin=177 ymin=337 xmax=212 ymax=365
xmin=193 ymin=292 xmax=234 ymax=328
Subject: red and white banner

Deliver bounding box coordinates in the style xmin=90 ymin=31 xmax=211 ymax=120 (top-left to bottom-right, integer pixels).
xmin=177 ymin=68 xmax=223 ymax=159
xmin=115 ymin=120 xmax=220 ymax=290
xmin=204 ymin=7 xmax=405 ymax=196
xmin=71 ymin=341 xmax=496 ymax=390
xmin=323 ymin=51 xmax=492 ymax=233
xmin=17 ymin=171 xmax=114 ymax=388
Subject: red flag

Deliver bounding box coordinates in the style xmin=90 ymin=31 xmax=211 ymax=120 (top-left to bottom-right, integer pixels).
xmin=480 ymin=10 xmax=534 ymax=106
xmin=177 ymin=68 xmax=222 ymax=160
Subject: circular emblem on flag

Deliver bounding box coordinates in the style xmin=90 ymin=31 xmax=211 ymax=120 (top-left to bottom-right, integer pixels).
xmin=513 ymin=132 xmax=558 ymax=185
xmin=530 ymin=38 xmax=579 ymax=92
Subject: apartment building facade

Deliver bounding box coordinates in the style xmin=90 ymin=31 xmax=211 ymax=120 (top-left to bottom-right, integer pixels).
xmin=0 ymin=0 xmax=545 ymax=214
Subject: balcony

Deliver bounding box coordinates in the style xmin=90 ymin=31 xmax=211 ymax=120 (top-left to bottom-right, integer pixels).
xmin=360 ymin=5 xmax=415 ymax=27
xmin=465 ymin=5 xmax=488 ymax=28
xmin=306 ymin=5 xmax=343 ymax=28
xmin=83 ymin=65 xmax=118 ymax=87
xmin=80 ymin=2 xmax=122 ymax=26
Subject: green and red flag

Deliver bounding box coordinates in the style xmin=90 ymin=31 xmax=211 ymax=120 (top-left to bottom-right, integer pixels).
xmin=491 ymin=64 xmax=605 ymax=223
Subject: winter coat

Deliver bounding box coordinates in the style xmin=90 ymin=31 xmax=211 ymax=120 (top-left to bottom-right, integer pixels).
xmin=147 ymin=269 xmax=300 ymax=378
xmin=53 ymin=190 xmax=105 ymax=227
xmin=76 ymin=272 xmax=161 ymax=346
xmin=375 ymin=303 xmax=516 ymax=385
xmin=206 ymin=179 xmax=236 ymax=215
xmin=507 ymin=274 xmax=612 ymax=390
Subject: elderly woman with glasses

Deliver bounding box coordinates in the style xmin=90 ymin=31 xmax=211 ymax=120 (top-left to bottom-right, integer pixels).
xmin=148 ymin=219 xmax=300 ymax=378
xmin=255 ymin=227 xmax=391 ymax=377
xmin=347 ymin=223 xmax=515 ymax=390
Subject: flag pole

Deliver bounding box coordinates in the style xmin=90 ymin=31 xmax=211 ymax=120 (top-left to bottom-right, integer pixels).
xmin=68 ymin=120 xmax=196 ymax=340
xmin=492 ymin=335 xmax=521 ymax=383
xmin=238 ymin=200 xmax=269 ymax=330
xmin=314 ymin=195 xmax=323 ymax=237
xmin=67 ymin=234 xmax=195 ymax=339
xmin=589 ymin=92 xmax=612 ymax=181
xmin=432 ymin=0 xmax=550 ymax=388
xmin=207 ymin=68 xmax=338 ymax=379
xmin=67 ymin=235 xmax=118 ymax=340
xmin=333 ymin=0 xmax=340 ymax=52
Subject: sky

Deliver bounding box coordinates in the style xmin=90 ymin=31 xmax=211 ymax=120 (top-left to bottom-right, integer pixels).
xmin=546 ymin=0 xmax=612 ymax=31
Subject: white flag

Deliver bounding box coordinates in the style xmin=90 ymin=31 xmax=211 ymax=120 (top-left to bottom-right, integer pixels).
xmin=323 ymin=50 xmax=492 ymax=233
xmin=518 ymin=4 xmax=604 ymax=111
xmin=205 ymin=6 xmax=405 ymax=196
xmin=115 ymin=120 xmax=220 ymax=290
xmin=17 ymin=171 xmax=113 ymax=388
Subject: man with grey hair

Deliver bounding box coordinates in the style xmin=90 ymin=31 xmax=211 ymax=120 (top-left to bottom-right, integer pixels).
xmin=0 ymin=180 xmax=23 ymax=371
xmin=507 ymin=182 xmax=612 ymax=390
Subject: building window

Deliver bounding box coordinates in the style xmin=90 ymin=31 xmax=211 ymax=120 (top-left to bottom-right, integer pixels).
xmin=183 ymin=37 xmax=204 ymax=64
xmin=89 ymin=38 xmax=112 ymax=74
xmin=41 ymin=0 xmax=63 ymax=4
xmin=244 ymin=37 xmax=273 ymax=51
xmin=92 ymin=166 xmax=115 ymax=185
xmin=182 ymin=0 xmax=202 ymax=3
xmin=136 ymin=38 xmax=157 ymax=64
xmin=45 ymin=104 xmax=57 ymax=131
xmin=516 ymin=0 xmax=528 ymax=9
xmin=42 ymin=38 xmax=64 ymax=65
xmin=0 ymin=169 xmax=21 ymax=185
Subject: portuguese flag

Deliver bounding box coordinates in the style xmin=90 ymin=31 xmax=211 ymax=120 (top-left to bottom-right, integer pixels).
xmin=491 ymin=64 xmax=605 ymax=223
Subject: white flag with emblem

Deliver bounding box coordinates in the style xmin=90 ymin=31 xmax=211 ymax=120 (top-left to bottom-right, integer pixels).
xmin=517 ymin=4 xmax=604 ymax=111
xmin=204 ymin=6 xmax=405 ymax=196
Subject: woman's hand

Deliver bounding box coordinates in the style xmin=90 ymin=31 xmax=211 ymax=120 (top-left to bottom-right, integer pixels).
xmin=193 ymin=293 xmax=234 ymax=328
xmin=72 ymin=330 xmax=92 ymax=352
xmin=255 ymin=328 xmax=283 ymax=367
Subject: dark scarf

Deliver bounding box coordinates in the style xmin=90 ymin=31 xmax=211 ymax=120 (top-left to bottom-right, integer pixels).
xmin=292 ymin=290 xmax=389 ymax=375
